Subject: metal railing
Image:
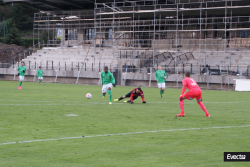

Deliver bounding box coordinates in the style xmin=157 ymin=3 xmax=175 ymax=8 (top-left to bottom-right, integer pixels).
xmin=1 ymin=62 xmax=246 ymax=90
xmin=2 ymin=60 xmax=249 ymax=77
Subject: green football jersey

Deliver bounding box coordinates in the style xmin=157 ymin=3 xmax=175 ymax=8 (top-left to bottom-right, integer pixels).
xmin=101 ymin=71 xmax=115 ymax=85
xmin=17 ymin=66 xmax=26 ymax=76
xmin=155 ymin=70 xmax=167 ymax=83
xmin=37 ymin=70 xmax=44 ymax=77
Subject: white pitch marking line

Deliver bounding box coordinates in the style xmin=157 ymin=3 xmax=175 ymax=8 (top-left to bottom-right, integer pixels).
xmin=0 ymin=104 xmax=76 ymax=106
xmin=148 ymin=101 xmax=250 ymax=104
xmin=0 ymin=125 xmax=249 ymax=146
xmin=1 ymin=101 xmax=250 ymax=106
xmin=7 ymin=100 xmax=250 ymax=104
xmin=10 ymin=100 xmax=56 ymax=102
xmin=66 ymin=114 xmax=78 ymax=116
xmin=10 ymin=100 xmax=78 ymax=103
xmin=0 ymin=103 xmax=124 ymax=106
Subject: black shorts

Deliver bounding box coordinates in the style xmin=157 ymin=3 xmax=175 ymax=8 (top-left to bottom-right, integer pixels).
xmin=125 ymin=92 xmax=138 ymax=100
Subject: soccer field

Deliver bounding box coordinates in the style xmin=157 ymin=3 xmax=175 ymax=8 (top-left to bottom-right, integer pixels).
xmin=0 ymin=81 xmax=249 ymax=167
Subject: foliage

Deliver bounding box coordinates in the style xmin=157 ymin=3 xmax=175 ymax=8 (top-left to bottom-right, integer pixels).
xmin=0 ymin=37 xmax=38 ymax=48
xmin=0 ymin=3 xmax=38 ymax=41
xmin=39 ymin=30 xmax=59 ymax=45
xmin=11 ymin=4 xmax=38 ymax=30
xmin=0 ymin=3 xmax=12 ymax=24
xmin=0 ymin=22 xmax=39 ymax=47
xmin=40 ymin=30 xmax=52 ymax=44
xmin=4 ymin=23 xmax=21 ymax=45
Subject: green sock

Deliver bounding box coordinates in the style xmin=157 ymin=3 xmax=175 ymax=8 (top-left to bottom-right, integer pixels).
xmin=108 ymin=90 xmax=112 ymax=102
xmin=160 ymin=90 xmax=162 ymax=97
xmin=39 ymin=80 xmax=41 ymax=84
xmin=19 ymin=82 xmax=22 ymax=86
xmin=103 ymin=94 xmax=106 ymax=97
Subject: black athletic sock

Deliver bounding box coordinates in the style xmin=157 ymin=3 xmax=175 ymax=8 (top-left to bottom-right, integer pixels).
xmin=118 ymin=97 xmax=124 ymax=101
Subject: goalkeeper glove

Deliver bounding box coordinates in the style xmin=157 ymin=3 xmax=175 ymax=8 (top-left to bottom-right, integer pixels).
xmin=143 ymin=101 xmax=146 ymax=103
xmin=23 ymin=70 xmax=25 ymax=73
xmin=17 ymin=73 xmax=20 ymax=76
xmin=113 ymin=84 xmax=116 ymax=87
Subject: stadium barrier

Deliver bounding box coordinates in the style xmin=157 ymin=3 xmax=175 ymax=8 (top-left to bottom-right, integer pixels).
xmin=1 ymin=61 xmax=249 ymax=76
xmin=0 ymin=63 xmax=248 ymax=90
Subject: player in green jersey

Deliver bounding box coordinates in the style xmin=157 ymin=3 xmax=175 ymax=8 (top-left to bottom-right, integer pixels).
xmin=37 ymin=66 xmax=44 ymax=85
xmin=155 ymin=65 xmax=167 ymax=98
xmin=17 ymin=61 xmax=26 ymax=90
xmin=101 ymin=66 xmax=116 ymax=104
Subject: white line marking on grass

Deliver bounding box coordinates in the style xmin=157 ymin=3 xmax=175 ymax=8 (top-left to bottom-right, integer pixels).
xmin=10 ymin=100 xmax=56 ymax=102
xmin=66 ymin=114 xmax=78 ymax=116
xmin=0 ymin=125 xmax=249 ymax=146
xmin=0 ymin=104 xmax=76 ymax=106
xmin=4 ymin=99 xmax=250 ymax=104
xmin=0 ymin=103 xmax=124 ymax=106
xmin=6 ymin=99 xmax=250 ymax=104
xmin=148 ymin=101 xmax=250 ymax=104
xmin=1 ymin=101 xmax=250 ymax=106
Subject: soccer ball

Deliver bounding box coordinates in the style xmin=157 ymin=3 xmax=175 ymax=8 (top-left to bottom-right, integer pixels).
xmin=86 ymin=93 xmax=92 ymax=99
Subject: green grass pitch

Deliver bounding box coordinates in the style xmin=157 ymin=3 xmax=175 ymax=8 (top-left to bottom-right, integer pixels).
xmin=0 ymin=81 xmax=249 ymax=167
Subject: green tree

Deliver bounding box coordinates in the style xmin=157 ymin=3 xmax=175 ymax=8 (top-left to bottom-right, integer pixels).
xmin=0 ymin=0 xmax=13 ymax=20
xmin=40 ymin=30 xmax=54 ymax=45
xmin=4 ymin=23 xmax=21 ymax=45
xmin=11 ymin=4 xmax=38 ymax=30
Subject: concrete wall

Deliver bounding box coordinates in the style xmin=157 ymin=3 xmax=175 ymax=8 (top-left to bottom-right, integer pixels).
xmin=0 ymin=73 xmax=235 ymax=90
xmin=125 ymin=80 xmax=235 ymax=90
xmin=0 ymin=68 xmax=100 ymax=79
xmin=0 ymin=68 xmax=243 ymax=90
xmin=123 ymin=73 xmax=244 ymax=84
xmin=1 ymin=74 xmax=99 ymax=85
xmin=1 ymin=68 xmax=245 ymax=85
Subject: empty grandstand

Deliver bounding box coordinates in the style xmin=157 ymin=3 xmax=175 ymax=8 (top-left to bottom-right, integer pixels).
xmin=1 ymin=0 xmax=250 ymax=88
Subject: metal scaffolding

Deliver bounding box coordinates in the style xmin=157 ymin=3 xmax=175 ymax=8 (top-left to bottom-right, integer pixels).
xmin=94 ymin=0 xmax=250 ymax=74
xmin=33 ymin=11 xmax=95 ymax=48
xmin=32 ymin=0 xmax=250 ymax=75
